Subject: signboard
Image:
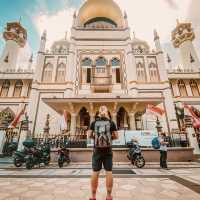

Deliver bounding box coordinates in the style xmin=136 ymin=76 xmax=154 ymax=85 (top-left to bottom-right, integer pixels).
xmin=125 ymin=130 xmax=158 ymax=147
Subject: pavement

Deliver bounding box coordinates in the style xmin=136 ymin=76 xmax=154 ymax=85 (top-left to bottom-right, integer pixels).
xmin=0 ymin=161 xmax=200 ymax=200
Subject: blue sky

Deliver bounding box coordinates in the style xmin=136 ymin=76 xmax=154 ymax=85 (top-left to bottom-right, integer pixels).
xmin=0 ymin=0 xmax=83 ymax=54
xmin=0 ymin=0 xmax=199 ymax=68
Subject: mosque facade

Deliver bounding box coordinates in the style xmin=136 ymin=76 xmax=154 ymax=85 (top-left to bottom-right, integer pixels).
xmin=0 ymin=0 xmax=200 ymax=147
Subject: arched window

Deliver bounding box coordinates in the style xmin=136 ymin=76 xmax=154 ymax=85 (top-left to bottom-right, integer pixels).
xmin=81 ymin=58 xmax=92 ymax=66
xmin=149 ymin=62 xmax=160 ymax=82
xmin=42 ymin=63 xmax=53 ymax=82
xmin=0 ymin=80 xmax=10 ymax=97
xmin=190 ymin=80 xmax=200 ymax=97
xmin=111 ymin=58 xmax=120 ymax=66
xmin=111 ymin=58 xmax=121 ymax=83
xmin=96 ymin=57 xmax=107 ymax=67
xmin=136 ymin=62 xmax=146 ymax=82
xmin=56 ymin=63 xmax=66 ymax=82
xmin=178 ymin=80 xmax=187 ymax=97
xmin=13 ymin=80 xmax=23 ymax=97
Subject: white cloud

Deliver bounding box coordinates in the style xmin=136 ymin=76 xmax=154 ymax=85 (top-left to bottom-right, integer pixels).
xmin=33 ymin=7 xmax=75 ymax=49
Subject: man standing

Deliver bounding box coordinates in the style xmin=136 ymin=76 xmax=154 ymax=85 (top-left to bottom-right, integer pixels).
xmin=159 ymin=132 xmax=169 ymax=169
xmin=87 ymin=106 xmax=118 ymax=200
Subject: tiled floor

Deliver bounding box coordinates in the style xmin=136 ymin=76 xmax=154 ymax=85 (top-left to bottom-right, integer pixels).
xmin=0 ymin=162 xmax=199 ymax=200
xmin=0 ymin=177 xmax=199 ymax=200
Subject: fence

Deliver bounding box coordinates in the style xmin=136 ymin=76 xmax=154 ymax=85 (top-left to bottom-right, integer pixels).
xmin=32 ymin=131 xmax=190 ymax=149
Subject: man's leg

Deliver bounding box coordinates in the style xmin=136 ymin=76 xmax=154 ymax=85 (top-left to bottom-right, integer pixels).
xmin=106 ymin=171 xmax=113 ymax=198
xmin=163 ymin=151 xmax=168 ymax=169
xmin=91 ymin=171 xmax=100 ymax=199
xmin=160 ymin=151 xmax=163 ymax=168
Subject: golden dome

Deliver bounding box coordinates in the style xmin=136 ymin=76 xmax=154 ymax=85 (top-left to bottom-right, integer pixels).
xmin=77 ymin=0 xmax=125 ymax=28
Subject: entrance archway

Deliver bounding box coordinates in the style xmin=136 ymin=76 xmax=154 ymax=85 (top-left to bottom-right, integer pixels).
xmin=117 ymin=107 xmax=129 ymax=130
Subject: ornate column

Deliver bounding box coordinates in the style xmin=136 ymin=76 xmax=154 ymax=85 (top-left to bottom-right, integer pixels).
xmin=112 ymin=113 xmax=117 ymax=125
xmin=0 ymin=118 xmax=9 ymax=154
xmin=129 ymin=112 xmax=136 ymax=130
xmin=70 ymin=113 xmax=77 ymax=135
xmin=17 ymin=114 xmax=29 ymax=151
xmin=185 ymin=116 xmax=200 ymax=155
xmin=90 ymin=113 xmax=95 ymax=124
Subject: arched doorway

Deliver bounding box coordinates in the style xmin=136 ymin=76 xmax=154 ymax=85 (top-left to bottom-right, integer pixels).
xmin=79 ymin=107 xmax=90 ymax=129
xmin=117 ymin=107 xmax=129 ymax=130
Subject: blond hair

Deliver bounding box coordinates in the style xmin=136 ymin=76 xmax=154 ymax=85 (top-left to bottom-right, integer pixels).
xmin=98 ymin=106 xmax=110 ymax=119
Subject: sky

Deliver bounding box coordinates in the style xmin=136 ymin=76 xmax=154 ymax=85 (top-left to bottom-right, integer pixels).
xmin=0 ymin=0 xmax=200 ymax=68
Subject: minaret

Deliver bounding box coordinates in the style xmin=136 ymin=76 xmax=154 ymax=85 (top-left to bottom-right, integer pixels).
xmin=0 ymin=22 xmax=27 ymax=71
xmin=39 ymin=30 xmax=47 ymax=53
xmin=154 ymin=29 xmax=162 ymax=53
xmin=171 ymin=20 xmax=200 ymax=70
xmin=72 ymin=11 xmax=77 ymax=27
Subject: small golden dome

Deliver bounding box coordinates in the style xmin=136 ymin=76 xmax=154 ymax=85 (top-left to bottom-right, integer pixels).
xmin=77 ymin=0 xmax=125 ymax=28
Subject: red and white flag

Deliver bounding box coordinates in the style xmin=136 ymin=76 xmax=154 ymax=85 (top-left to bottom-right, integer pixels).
xmin=9 ymin=104 xmax=26 ymax=129
xmin=183 ymin=103 xmax=200 ymax=128
xmin=146 ymin=104 xmax=165 ymax=116
xmin=60 ymin=110 xmax=68 ymax=131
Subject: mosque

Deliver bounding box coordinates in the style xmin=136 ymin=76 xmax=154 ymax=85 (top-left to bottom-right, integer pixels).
xmin=0 ymin=0 xmax=200 ymax=150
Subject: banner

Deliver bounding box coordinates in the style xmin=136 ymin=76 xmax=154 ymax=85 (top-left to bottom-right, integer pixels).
xmin=125 ymin=130 xmax=158 ymax=147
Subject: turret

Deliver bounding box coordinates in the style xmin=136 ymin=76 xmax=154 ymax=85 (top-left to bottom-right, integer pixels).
xmin=72 ymin=11 xmax=77 ymax=27
xmin=171 ymin=20 xmax=200 ymax=70
xmin=0 ymin=21 xmax=27 ymax=71
xmin=154 ymin=29 xmax=162 ymax=53
xmin=39 ymin=30 xmax=47 ymax=53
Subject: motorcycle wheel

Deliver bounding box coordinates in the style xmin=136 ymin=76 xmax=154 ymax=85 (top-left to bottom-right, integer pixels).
xmin=135 ymin=156 xmax=145 ymax=168
xmin=26 ymin=159 xmax=34 ymax=170
xmin=58 ymin=157 xmax=64 ymax=168
xmin=14 ymin=158 xmax=23 ymax=167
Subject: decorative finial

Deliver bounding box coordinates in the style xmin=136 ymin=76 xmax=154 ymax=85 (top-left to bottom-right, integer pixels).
xmin=154 ymin=29 xmax=159 ymax=40
xmin=73 ymin=11 xmax=76 ymax=18
xmin=29 ymin=53 xmax=33 ymax=63
xmin=124 ymin=11 xmax=127 ymax=19
xmin=133 ymin=31 xmax=136 ymax=38
xmin=65 ymin=31 xmax=67 ymax=40
xmin=190 ymin=53 xmax=195 ymax=63
xmin=167 ymin=53 xmax=171 ymax=63
xmin=41 ymin=30 xmax=47 ymax=40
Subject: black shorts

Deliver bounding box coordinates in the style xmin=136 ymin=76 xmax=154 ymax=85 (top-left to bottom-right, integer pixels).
xmin=92 ymin=148 xmax=113 ymax=172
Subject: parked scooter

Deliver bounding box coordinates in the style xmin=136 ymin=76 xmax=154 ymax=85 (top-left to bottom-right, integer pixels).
xmin=13 ymin=139 xmax=36 ymax=167
xmin=127 ymin=139 xmax=145 ymax=168
xmin=25 ymin=142 xmax=51 ymax=170
xmin=58 ymin=147 xmax=71 ymax=168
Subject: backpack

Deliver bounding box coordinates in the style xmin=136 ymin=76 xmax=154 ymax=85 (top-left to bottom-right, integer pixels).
xmin=152 ymin=137 xmax=160 ymax=150
xmin=94 ymin=120 xmax=112 ymax=148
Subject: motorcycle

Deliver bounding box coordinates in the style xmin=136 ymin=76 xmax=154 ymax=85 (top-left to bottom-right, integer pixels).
xmin=127 ymin=141 xmax=145 ymax=168
xmin=13 ymin=139 xmax=36 ymax=168
xmin=58 ymin=147 xmax=71 ymax=168
xmin=25 ymin=143 xmax=51 ymax=170
xmin=13 ymin=147 xmax=30 ymax=167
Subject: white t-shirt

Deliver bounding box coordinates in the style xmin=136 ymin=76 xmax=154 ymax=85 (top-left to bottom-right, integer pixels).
xmin=159 ymin=137 xmax=167 ymax=152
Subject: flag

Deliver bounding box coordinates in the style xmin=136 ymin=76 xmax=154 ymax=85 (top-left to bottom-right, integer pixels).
xmin=183 ymin=103 xmax=199 ymax=119
xmin=60 ymin=110 xmax=68 ymax=131
xmin=9 ymin=104 xmax=26 ymax=129
xmin=183 ymin=103 xmax=200 ymax=128
xmin=146 ymin=104 xmax=165 ymax=116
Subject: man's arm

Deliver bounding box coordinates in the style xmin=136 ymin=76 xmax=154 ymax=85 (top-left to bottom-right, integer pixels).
xmin=112 ymin=131 xmax=119 ymax=140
